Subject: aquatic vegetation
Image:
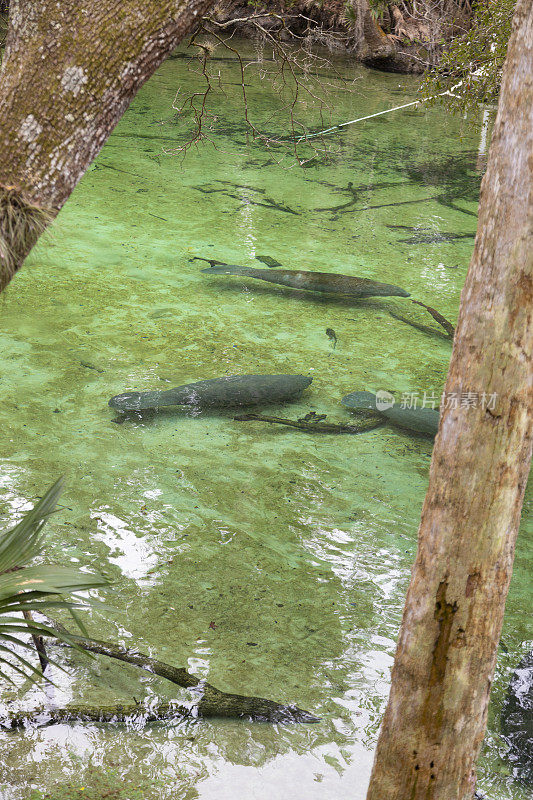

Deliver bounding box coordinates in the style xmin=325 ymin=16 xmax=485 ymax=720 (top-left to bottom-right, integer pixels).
xmin=27 ymin=766 xmax=155 ymax=800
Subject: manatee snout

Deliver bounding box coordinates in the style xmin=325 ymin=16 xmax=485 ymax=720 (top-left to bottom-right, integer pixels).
xmin=372 ymin=284 xmax=410 ymax=298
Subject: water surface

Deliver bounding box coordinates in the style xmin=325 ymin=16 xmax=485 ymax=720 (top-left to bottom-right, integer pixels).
xmin=0 ymin=40 xmax=531 ymax=800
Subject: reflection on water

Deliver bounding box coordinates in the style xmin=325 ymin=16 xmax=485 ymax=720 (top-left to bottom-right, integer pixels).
xmin=0 ymin=39 xmax=531 ymax=800
xmin=92 ymin=509 xmax=161 ymax=585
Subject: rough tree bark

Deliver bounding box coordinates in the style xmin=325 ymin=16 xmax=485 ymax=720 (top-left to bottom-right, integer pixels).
xmin=0 ymin=0 xmax=219 ymax=292
xmin=366 ymin=1 xmax=532 ymax=798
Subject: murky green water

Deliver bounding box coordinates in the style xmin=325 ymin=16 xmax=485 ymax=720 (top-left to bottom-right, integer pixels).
xmin=0 ymin=41 xmax=531 ymax=800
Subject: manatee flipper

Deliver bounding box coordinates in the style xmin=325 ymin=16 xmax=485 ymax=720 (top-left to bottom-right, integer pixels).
xmin=256 ymin=255 xmax=283 ymax=268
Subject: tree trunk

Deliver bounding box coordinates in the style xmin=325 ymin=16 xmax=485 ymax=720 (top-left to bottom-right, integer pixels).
xmin=356 ymin=0 xmax=396 ymax=65
xmin=0 ymin=0 xmax=218 ymax=292
xmin=366 ymin=1 xmax=533 ymax=798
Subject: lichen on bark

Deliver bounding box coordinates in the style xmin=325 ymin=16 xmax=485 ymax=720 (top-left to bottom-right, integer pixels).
xmin=0 ymin=0 xmax=218 ymax=292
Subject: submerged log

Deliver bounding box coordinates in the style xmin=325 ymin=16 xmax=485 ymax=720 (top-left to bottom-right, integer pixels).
xmin=389 ymin=311 xmax=450 ymax=341
xmin=410 ymin=299 xmax=455 ymax=338
xmin=234 ymin=412 xmax=383 ymax=434
xmin=1 ymin=691 xmax=317 ymax=728
xmin=12 ymin=622 xmax=319 ymax=726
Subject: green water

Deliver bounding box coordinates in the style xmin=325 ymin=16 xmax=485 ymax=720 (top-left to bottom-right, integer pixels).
xmin=0 ymin=41 xmax=531 ymax=800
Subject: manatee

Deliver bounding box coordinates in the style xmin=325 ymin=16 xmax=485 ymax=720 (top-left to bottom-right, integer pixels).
xmin=109 ymin=374 xmax=313 ymax=412
xmin=341 ymin=390 xmax=440 ymax=437
xmin=202 ymin=266 xmax=410 ymax=299
xmin=501 ymin=649 xmax=533 ymax=783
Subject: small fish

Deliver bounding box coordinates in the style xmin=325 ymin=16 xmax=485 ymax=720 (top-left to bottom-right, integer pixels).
xmin=389 ymin=312 xmax=448 ymax=340
xmin=80 ymin=360 xmax=104 ymax=374
xmin=149 ymin=307 xmax=175 ymax=319
xmin=411 ymin=300 xmax=455 ymax=338
xmin=326 ymin=328 xmax=337 ymax=349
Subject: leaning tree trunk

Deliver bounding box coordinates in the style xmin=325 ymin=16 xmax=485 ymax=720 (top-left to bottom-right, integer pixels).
xmin=0 ymin=0 xmax=218 ymax=292
xmin=366 ymin=2 xmax=533 ymax=799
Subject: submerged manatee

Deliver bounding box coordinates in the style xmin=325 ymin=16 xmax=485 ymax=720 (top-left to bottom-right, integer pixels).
xmin=109 ymin=374 xmax=313 ymax=412
xmin=202 ymin=266 xmax=410 ymax=299
xmin=342 ymin=390 xmax=440 ymax=437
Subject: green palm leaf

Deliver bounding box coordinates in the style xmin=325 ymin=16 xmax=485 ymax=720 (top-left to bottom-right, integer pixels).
xmin=0 ymin=478 xmax=64 ymax=574
xmin=0 ymin=480 xmax=109 ymax=684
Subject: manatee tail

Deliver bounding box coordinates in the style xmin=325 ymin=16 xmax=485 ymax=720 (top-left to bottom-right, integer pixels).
xmin=201 ymin=265 xmax=251 ymax=276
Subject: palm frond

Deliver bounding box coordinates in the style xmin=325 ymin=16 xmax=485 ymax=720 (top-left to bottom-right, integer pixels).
xmin=0 ymin=478 xmax=64 ymax=573
xmin=0 ymin=564 xmax=108 ymax=599
xmin=0 ymin=480 xmax=109 ymax=685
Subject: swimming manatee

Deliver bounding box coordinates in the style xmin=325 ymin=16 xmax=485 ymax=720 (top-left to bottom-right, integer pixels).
xmin=202 ymin=266 xmax=410 ymax=299
xmin=342 ymin=390 xmax=440 ymax=437
xmin=109 ymin=374 xmax=313 ymax=412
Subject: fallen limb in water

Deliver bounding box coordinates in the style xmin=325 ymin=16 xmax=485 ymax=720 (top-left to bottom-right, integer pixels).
xmin=20 ymin=620 xmax=318 ymax=725
xmin=0 ymin=700 xmax=227 ymax=728
xmin=234 ymin=412 xmax=383 ymax=434
xmin=389 ymin=312 xmax=450 ymax=341
xmin=410 ymin=299 xmax=455 ymax=338
xmin=2 ymin=690 xmax=317 ymax=728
